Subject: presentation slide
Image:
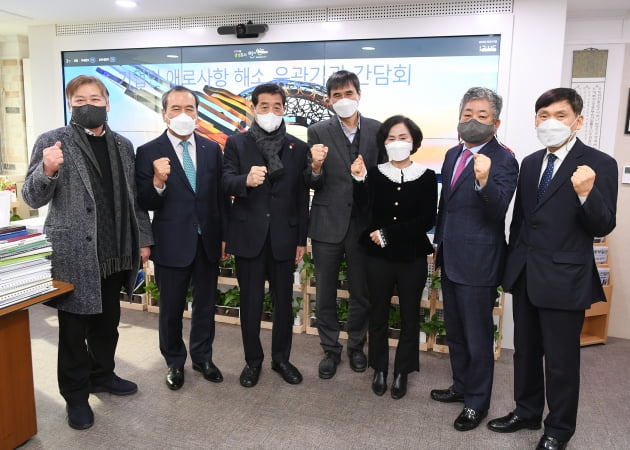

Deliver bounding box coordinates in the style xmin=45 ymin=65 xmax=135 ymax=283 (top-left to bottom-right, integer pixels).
xmin=62 ymin=35 xmax=501 ymax=172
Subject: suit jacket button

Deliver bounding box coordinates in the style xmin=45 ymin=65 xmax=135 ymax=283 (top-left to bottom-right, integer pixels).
xmin=86 ymin=236 xmax=92 ymax=242
xmin=266 ymin=213 xmax=270 ymax=218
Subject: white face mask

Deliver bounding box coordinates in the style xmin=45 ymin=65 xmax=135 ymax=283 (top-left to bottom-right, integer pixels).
xmin=385 ymin=140 xmax=413 ymax=162
xmin=536 ymin=118 xmax=577 ymax=148
xmin=255 ymin=112 xmax=284 ymax=133
xmin=167 ymin=113 xmax=197 ymax=136
xmin=332 ymin=98 xmax=359 ymax=118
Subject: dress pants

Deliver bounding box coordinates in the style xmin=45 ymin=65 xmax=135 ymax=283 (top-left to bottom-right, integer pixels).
xmin=366 ymin=255 xmax=426 ymax=375
xmin=155 ymin=236 xmax=218 ymax=368
xmin=512 ymin=273 xmax=584 ymax=442
xmin=312 ymin=217 xmax=369 ymax=355
xmin=57 ymin=270 xmax=126 ymax=406
xmin=441 ymin=271 xmax=496 ymax=412
xmin=236 ymin=236 xmax=294 ymax=367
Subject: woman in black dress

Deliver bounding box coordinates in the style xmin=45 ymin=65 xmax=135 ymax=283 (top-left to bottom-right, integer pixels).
xmin=351 ymin=115 xmax=437 ymax=399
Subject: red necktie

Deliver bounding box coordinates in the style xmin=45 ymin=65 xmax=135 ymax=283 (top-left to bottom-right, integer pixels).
xmin=451 ymin=148 xmax=473 ymax=187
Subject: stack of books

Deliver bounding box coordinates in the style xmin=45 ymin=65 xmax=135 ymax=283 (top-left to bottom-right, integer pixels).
xmin=0 ymin=225 xmax=55 ymax=308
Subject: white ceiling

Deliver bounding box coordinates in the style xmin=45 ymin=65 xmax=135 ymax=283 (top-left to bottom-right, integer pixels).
xmin=0 ymin=0 xmax=629 ymax=37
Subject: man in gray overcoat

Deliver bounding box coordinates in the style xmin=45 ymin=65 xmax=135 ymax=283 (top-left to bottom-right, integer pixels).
xmin=22 ymin=75 xmax=153 ymax=430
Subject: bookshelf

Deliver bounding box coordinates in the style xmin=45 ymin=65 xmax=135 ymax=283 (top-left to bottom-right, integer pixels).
xmin=581 ymin=236 xmax=613 ymax=346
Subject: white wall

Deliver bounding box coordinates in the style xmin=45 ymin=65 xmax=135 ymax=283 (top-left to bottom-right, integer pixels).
xmin=564 ymin=14 xmax=630 ymax=340
xmin=27 ymin=0 xmax=571 ymax=348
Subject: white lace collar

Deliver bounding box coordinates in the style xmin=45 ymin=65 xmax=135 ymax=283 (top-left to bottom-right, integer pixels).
xmin=377 ymin=161 xmax=427 ymax=183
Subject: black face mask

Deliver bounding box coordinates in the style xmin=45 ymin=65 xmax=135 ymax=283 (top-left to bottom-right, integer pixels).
xmin=457 ymin=119 xmax=495 ymax=145
xmin=71 ymin=104 xmax=108 ymax=129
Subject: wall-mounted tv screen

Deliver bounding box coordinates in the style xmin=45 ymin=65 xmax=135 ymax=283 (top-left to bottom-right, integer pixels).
xmin=62 ymin=35 xmax=500 ymax=172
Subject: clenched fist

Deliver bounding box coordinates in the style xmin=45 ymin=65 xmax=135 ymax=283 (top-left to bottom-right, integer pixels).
xmin=351 ymin=154 xmax=366 ymax=179
xmin=571 ymin=165 xmax=595 ymax=197
xmin=153 ymin=157 xmax=171 ymax=189
xmin=247 ymin=166 xmax=267 ymax=187
xmin=310 ymin=144 xmax=328 ymax=174
xmin=473 ymin=153 xmax=491 ymax=188
xmin=43 ymin=141 xmax=64 ymax=177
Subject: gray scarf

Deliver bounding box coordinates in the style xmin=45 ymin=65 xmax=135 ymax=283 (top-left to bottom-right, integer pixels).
xmin=249 ymin=120 xmax=286 ymax=182
xmin=71 ymin=123 xmax=133 ymax=278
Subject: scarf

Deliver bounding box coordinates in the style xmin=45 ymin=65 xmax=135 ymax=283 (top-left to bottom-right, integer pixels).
xmin=248 ymin=119 xmax=286 ymax=182
xmin=71 ymin=123 xmax=133 ymax=278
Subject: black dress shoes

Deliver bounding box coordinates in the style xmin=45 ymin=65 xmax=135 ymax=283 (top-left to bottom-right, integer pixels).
xmin=239 ymin=364 xmax=261 ymax=388
xmin=272 ymin=361 xmax=303 ymax=384
xmin=487 ymin=412 xmax=541 ymax=433
xmin=372 ymin=371 xmax=387 ymax=396
xmin=390 ymin=373 xmax=407 ymax=400
xmin=348 ymin=349 xmax=367 ymax=372
xmin=536 ymin=434 xmax=567 ymax=450
xmin=430 ymin=386 xmax=464 ymax=403
xmin=90 ymin=373 xmax=138 ymax=395
xmin=318 ymin=351 xmax=341 ymax=379
xmin=192 ymin=361 xmax=224 ymax=383
xmin=166 ymin=367 xmax=184 ymax=390
xmin=66 ymin=403 xmax=94 ymax=430
xmin=454 ymin=407 xmax=488 ymax=431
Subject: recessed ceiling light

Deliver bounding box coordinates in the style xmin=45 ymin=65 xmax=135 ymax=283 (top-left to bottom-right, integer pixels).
xmin=362 ymin=46 xmax=376 ymax=51
xmin=166 ymin=54 xmax=179 ymax=59
xmin=115 ymin=0 xmax=137 ymax=8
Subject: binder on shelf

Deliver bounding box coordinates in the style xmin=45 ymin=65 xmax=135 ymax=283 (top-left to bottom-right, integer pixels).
xmin=0 ymin=280 xmax=56 ymax=308
xmin=0 ymin=273 xmax=53 ymax=295
xmin=0 ymin=260 xmax=52 ymax=282
xmin=593 ymin=246 xmax=608 ymax=264
xmin=0 ymin=251 xmax=52 ymax=267
xmin=0 ymin=229 xmax=28 ymax=240
xmin=0 ymin=225 xmax=26 ymax=235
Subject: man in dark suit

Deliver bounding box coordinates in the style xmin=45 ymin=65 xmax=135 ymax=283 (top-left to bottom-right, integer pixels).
xmin=487 ymin=88 xmax=618 ymax=450
xmin=136 ymin=86 xmax=228 ymax=391
xmin=431 ymin=87 xmax=518 ymax=431
xmin=306 ymin=70 xmax=383 ymax=379
xmin=222 ymin=83 xmax=310 ymax=388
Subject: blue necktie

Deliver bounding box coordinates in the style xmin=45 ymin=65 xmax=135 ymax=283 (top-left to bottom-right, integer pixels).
xmin=181 ymin=140 xmax=196 ymax=192
xmin=537 ymin=153 xmax=557 ymax=202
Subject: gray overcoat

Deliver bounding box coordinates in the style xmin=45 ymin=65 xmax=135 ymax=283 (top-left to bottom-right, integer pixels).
xmin=22 ymin=125 xmax=154 ymax=314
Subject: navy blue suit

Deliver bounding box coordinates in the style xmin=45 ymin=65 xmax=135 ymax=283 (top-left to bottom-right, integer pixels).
xmin=136 ymin=131 xmax=228 ymax=368
xmin=502 ymin=138 xmax=617 ymax=442
xmin=434 ymin=137 xmax=518 ymax=412
xmin=222 ymin=130 xmax=309 ymax=367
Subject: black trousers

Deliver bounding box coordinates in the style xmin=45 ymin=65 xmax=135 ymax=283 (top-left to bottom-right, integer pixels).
xmin=512 ymin=273 xmax=584 ymax=442
xmin=57 ymin=270 xmax=126 ymax=406
xmin=366 ymin=255 xmax=426 ymax=375
xmin=312 ymin=217 xmax=369 ymax=355
xmin=441 ymin=272 xmax=496 ymax=412
xmin=236 ymin=236 xmax=294 ymax=367
xmin=155 ymin=236 xmax=218 ymax=368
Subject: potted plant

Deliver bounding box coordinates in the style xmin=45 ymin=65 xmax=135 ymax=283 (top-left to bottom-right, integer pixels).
xmin=145 ymin=280 xmax=160 ymax=310
xmin=419 ymin=309 xmax=428 ymax=343
xmin=337 ymin=258 xmax=349 ymax=290
xmin=215 ymin=286 xmax=241 ymax=317
xmin=292 ymin=296 xmax=303 ymax=326
xmin=388 ymin=305 xmax=401 ymax=339
xmin=423 ymin=313 xmax=446 ymax=345
xmin=261 ymin=291 xmax=273 ymax=321
xmin=300 ymin=253 xmax=316 ymax=287
xmin=219 ymin=255 xmax=236 ymax=277
xmin=336 ymin=297 xmax=348 ymax=331
xmin=430 ymin=271 xmax=443 ymax=302
xmin=495 ymin=285 xmax=504 ymax=307
xmin=309 ymin=297 xmax=317 ymax=328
